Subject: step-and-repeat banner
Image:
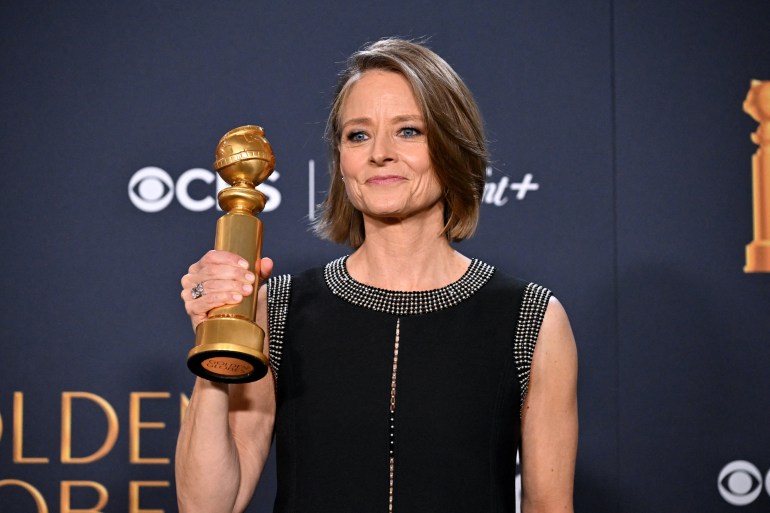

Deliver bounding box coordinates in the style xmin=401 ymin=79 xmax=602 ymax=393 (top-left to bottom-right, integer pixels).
xmin=1 ymin=2 xmax=768 ymax=512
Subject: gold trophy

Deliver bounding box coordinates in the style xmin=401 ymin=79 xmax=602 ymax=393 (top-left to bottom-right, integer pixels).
xmin=744 ymin=81 xmax=770 ymax=273
xmin=187 ymin=126 xmax=275 ymax=382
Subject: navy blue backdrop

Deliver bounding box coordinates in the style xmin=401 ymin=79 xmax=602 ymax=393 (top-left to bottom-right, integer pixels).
xmin=1 ymin=1 xmax=768 ymax=512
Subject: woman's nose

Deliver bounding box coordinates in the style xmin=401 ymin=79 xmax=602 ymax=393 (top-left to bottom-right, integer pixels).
xmin=369 ymin=135 xmax=396 ymax=165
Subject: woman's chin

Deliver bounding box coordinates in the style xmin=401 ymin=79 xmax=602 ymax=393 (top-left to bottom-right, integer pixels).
xmin=355 ymin=197 xmax=443 ymax=223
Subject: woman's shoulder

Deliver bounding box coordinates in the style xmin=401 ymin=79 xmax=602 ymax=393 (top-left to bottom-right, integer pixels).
xmin=479 ymin=260 xmax=552 ymax=300
xmin=266 ymin=257 xmax=344 ymax=299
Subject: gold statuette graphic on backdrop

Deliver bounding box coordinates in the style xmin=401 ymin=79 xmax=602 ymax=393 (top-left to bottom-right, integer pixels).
xmin=744 ymin=81 xmax=770 ymax=273
xmin=187 ymin=126 xmax=275 ymax=382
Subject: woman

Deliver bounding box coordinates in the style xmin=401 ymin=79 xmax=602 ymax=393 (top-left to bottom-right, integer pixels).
xmin=177 ymin=38 xmax=577 ymax=513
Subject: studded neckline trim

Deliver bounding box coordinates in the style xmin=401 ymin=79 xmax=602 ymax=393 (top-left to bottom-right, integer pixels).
xmin=323 ymin=255 xmax=495 ymax=316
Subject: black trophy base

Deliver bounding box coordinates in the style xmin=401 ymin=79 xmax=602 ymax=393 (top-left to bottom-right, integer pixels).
xmin=187 ymin=346 xmax=269 ymax=383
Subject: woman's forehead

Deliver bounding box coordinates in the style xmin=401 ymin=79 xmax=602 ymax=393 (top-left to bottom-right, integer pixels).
xmin=340 ymin=70 xmax=421 ymax=119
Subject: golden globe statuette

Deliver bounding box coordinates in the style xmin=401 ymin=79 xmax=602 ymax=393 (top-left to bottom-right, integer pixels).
xmin=187 ymin=126 xmax=275 ymax=382
xmin=744 ymin=80 xmax=770 ymax=273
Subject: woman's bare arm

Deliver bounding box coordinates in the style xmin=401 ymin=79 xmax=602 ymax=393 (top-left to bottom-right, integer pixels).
xmin=520 ymin=297 xmax=579 ymax=513
xmin=176 ymin=253 xmax=276 ymax=513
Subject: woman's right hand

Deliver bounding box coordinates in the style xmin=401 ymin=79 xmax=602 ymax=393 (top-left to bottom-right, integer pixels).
xmin=177 ymin=252 xmax=276 ymax=513
xmin=180 ymin=250 xmax=270 ymax=331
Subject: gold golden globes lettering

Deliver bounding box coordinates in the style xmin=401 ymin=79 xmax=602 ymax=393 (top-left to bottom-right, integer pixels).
xmin=187 ymin=126 xmax=275 ymax=382
xmin=0 ymin=390 xmax=188 ymax=512
xmin=744 ymin=80 xmax=770 ymax=273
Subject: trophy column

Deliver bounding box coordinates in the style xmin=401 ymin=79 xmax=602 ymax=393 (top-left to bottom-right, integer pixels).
xmin=744 ymin=80 xmax=770 ymax=273
xmin=187 ymin=126 xmax=276 ymax=382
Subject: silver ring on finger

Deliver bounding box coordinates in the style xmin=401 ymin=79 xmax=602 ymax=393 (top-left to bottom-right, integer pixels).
xmin=191 ymin=282 xmax=205 ymax=300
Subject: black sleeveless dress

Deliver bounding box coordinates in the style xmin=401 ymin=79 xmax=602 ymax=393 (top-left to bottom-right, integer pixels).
xmin=266 ymin=257 xmax=551 ymax=513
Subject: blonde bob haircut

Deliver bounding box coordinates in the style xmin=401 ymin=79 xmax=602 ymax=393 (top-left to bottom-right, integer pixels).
xmin=314 ymin=38 xmax=488 ymax=248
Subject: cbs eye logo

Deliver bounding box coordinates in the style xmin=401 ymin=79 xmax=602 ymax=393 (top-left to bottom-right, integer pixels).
xmin=718 ymin=460 xmax=770 ymax=506
xmin=128 ymin=166 xmax=281 ymax=213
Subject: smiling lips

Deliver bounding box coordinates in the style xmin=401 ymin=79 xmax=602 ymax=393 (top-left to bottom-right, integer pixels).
xmin=366 ymin=175 xmax=406 ymax=185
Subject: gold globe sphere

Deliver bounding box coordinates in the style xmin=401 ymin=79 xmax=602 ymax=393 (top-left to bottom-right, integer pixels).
xmin=213 ymin=125 xmax=275 ymax=186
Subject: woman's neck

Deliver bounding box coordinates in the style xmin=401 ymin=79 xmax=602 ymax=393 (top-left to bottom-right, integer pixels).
xmin=346 ymin=210 xmax=470 ymax=291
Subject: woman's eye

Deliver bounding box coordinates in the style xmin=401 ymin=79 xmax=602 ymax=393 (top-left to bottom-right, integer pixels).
xmin=346 ymin=131 xmax=368 ymax=142
xmin=399 ymin=127 xmax=421 ymax=137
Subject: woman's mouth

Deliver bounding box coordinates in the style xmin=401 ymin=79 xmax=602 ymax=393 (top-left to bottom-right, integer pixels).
xmin=366 ymin=175 xmax=406 ymax=185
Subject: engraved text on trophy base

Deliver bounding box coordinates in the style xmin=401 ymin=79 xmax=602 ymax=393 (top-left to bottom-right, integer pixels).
xmin=202 ymin=357 xmax=255 ymax=376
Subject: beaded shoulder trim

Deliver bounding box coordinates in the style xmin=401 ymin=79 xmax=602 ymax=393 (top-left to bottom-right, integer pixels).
xmin=266 ymin=274 xmax=292 ymax=383
xmin=323 ymin=256 xmax=495 ymax=316
xmin=513 ymin=282 xmax=552 ymax=416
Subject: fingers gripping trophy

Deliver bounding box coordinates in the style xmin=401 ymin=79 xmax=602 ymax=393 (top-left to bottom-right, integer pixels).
xmin=187 ymin=126 xmax=275 ymax=382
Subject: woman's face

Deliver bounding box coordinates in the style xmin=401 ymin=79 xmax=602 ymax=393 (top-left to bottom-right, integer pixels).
xmin=338 ymin=70 xmax=443 ymax=222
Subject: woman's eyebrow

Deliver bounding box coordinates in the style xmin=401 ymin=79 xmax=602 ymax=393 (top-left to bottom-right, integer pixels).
xmin=341 ymin=114 xmax=424 ymax=129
